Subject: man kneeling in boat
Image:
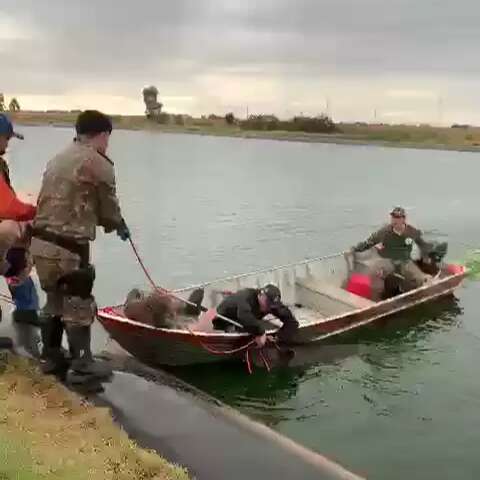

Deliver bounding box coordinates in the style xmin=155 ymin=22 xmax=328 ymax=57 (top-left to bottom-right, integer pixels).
xmin=213 ymin=284 xmax=299 ymax=347
xmin=351 ymin=207 xmax=432 ymax=292
xmin=124 ymin=288 xmax=205 ymax=329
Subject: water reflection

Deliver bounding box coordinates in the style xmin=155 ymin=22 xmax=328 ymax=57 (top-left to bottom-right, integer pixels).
xmin=172 ymin=295 xmax=463 ymax=426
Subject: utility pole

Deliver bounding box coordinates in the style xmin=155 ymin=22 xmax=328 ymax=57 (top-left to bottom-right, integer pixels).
xmin=326 ymin=97 xmax=331 ymax=117
xmin=437 ymin=96 xmax=443 ymax=126
xmin=246 ymin=105 xmax=249 ymax=119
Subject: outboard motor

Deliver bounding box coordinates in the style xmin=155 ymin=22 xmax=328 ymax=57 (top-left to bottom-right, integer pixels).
xmin=417 ymin=241 xmax=448 ymax=276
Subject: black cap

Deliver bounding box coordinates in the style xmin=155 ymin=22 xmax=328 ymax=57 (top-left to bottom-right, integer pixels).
xmin=262 ymin=284 xmax=282 ymax=306
xmin=75 ymin=110 xmax=112 ymax=136
xmin=390 ymin=206 xmax=406 ymax=218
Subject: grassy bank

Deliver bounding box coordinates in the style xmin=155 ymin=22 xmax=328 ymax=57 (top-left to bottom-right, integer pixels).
xmin=10 ymin=111 xmax=480 ymax=152
xmin=0 ymin=354 xmax=189 ymax=480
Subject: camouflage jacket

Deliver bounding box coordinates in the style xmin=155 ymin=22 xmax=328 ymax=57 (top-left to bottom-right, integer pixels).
xmin=33 ymin=140 xmax=124 ymax=242
xmin=353 ymin=224 xmax=430 ymax=262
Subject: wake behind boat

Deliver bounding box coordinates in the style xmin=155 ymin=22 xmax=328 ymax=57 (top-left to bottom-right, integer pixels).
xmin=97 ymin=246 xmax=467 ymax=367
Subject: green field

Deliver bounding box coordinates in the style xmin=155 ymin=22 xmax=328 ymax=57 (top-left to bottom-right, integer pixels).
xmin=10 ymin=111 xmax=480 ymax=152
xmin=0 ymin=355 xmax=189 ymax=480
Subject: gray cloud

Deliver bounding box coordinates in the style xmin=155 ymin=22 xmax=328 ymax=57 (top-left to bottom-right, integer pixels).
xmin=1 ymin=0 xmax=480 ymax=121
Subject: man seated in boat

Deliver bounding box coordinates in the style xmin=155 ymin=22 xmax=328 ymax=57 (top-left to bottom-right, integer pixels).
xmin=124 ymin=288 xmax=204 ymax=329
xmin=351 ymin=207 xmax=432 ymax=292
xmin=213 ymin=284 xmax=299 ymax=347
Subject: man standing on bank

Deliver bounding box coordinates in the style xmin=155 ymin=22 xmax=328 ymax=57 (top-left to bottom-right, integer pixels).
xmin=31 ymin=110 xmax=130 ymax=386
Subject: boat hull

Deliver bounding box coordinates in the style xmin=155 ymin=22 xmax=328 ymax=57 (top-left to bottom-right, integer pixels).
xmin=97 ymin=264 xmax=466 ymax=366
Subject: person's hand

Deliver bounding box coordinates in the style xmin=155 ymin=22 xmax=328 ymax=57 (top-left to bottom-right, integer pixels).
xmin=374 ymin=243 xmax=384 ymax=251
xmin=255 ymin=333 xmax=267 ymax=348
xmin=116 ymin=219 xmax=130 ymax=241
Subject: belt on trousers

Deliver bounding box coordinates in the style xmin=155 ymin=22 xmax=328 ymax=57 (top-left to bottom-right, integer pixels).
xmin=32 ymin=228 xmax=90 ymax=268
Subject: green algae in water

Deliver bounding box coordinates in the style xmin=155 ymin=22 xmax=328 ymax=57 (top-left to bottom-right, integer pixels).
xmin=456 ymin=250 xmax=480 ymax=279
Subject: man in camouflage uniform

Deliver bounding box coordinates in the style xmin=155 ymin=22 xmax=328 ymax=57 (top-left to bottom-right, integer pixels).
xmin=31 ymin=110 xmax=129 ymax=385
xmin=352 ymin=207 xmax=432 ymax=291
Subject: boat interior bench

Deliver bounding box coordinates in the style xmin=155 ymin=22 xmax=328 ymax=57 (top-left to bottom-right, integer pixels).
xmin=295 ymin=277 xmax=375 ymax=317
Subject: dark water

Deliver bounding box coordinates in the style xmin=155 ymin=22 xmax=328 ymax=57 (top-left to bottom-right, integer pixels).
xmin=8 ymin=126 xmax=480 ymax=479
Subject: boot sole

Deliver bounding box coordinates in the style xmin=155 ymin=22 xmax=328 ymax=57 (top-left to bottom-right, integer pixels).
xmin=0 ymin=337 xmax=13 ymax=350
xmin=66 ymin=370 xmax=113 ymax=385
xmin=66 ymin=380 xmax=105 ymax=395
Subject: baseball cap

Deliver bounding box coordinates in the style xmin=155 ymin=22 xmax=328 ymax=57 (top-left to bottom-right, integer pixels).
xmin=390 ymin=206 xmax=406 ymax=218
xmin=262 ymin=284 xmax=282 ymax=306
xmin=0 ymin=114 xmax=24 ymax=140
xmin=75 ymin=110 xmax=113 ymax=136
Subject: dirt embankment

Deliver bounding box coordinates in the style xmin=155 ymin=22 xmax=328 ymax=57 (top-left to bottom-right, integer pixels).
xmin=0 ymin=354 xmax=189 ymax=480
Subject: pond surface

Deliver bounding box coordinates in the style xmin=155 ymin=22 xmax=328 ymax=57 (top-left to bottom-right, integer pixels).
xmin=7 ymin=126 xmax=480 ymax=479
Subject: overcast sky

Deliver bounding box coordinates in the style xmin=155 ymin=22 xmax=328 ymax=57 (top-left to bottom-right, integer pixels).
xmin=1 ymin=0 xmax=479 ymax=124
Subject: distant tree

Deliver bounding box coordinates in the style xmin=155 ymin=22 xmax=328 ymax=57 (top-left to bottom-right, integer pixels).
xmin=9 ymin=98 xmax=20 ymax=112
xmin=0 ymin=94 xmax=5 ymax=112
xmin=225 ymin=112 xmax=235 ymax=125
xmin=142 ymin=85 xmax=163 ymax=120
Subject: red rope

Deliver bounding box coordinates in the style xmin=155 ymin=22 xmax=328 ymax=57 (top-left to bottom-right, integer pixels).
xmin=186 ymin=326 xmax=257 ymax=356
xmin=128 ymin=238 xmax=169 ymax=296
xmin=127 ymin=237 xmax=259 ymax=361
xmin=245 ymin=349 xmax=253 ymax=374
xmin=259 ymin=349 xmax=271 ymax=372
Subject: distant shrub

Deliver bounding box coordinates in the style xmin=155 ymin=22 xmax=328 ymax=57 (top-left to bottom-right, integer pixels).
xmin=291 ymin=115 xmax=337 ymax=133
xmin=155 ymin=113 xmax=170 ymax=124
xmin=241 ymin=114 xmax=280 ymax=131
xmin=225 ymin=112 xmax=235 ymax=125
xmin=193 ymin=119 xmax=214 ymax=127
xmin=174 ymin=114 xmax=185 ymax=126
xmin=240 ymin=114 xmax=337 ymax=134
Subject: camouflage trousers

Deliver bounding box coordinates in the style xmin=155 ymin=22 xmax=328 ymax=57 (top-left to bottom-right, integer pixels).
xmin=31 ymin=238 xmax=96 ymax=327
xmin=380 ymin=259 xmax=431 ymax=291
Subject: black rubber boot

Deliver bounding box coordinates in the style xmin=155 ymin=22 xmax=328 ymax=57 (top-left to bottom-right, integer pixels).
xmin=12 ymin=309 xmax=42 ymax=326
xmin=0 ymin=305 xmax=12 ymax=350
xmin=12 ymin=309 xmax=42 ymax=358
xmin=39 ymin=316 xmax=70 ymax=378
xmin=12 ymin=319 xmax=42 ymax=358
xmin=184 ymin=288 xmax=205 ymax=315
xmin=65 ymin=325 xmax=112 ymax=385
xmin=0 ymin=337 xmax=13 ymax=350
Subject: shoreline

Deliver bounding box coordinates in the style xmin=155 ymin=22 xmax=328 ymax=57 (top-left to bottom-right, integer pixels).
xmin=0 ymin=353 xmax=189 ymax=480
xmin=11 ymin=113 xmax=480 ymax=154
xmin=98 ymin=344 xmax=366 ymax=480
xmin=0 ymin=311 xmax=363 ymax=480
